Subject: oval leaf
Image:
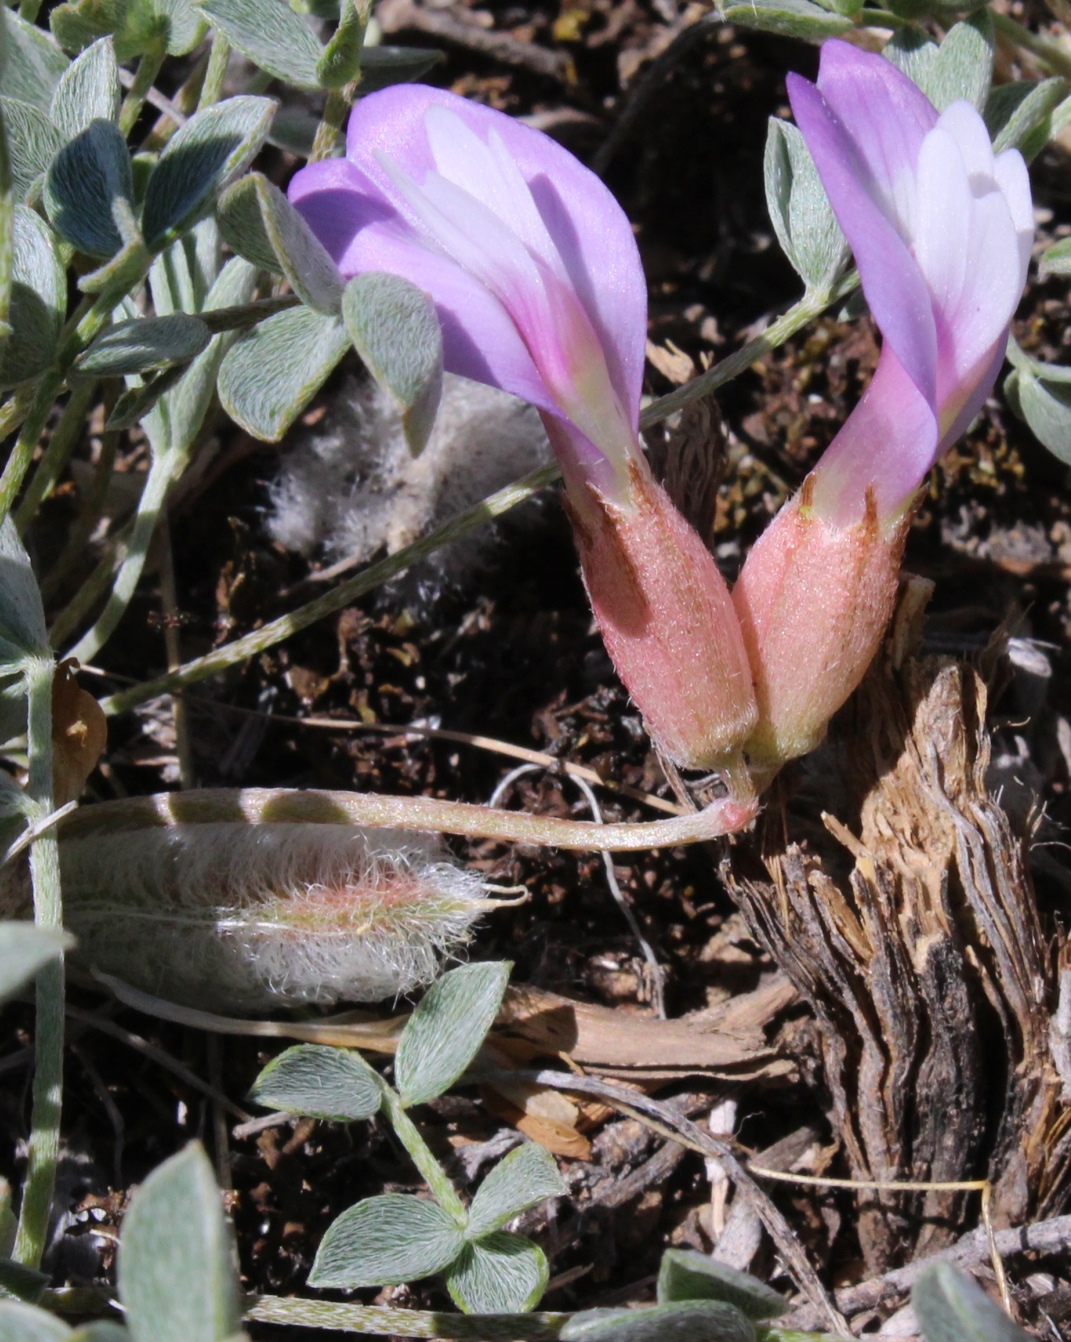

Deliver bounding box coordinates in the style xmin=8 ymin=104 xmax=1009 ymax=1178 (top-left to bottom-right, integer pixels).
xmin=343 ymin=272 xmax=443 ymax=455
xmin=250 ymin=1044 xmax=383 ymax=1121
xmin=118 ymin=1144 xmax=241 ymax=1342
xmin=49 ymin=36 xmax=120 ymax=140
xmin=1 ymin=98 xmax=63 ymax=201
xmin=224 ymin=173 xmax=342 ymax=313
xmin=0 ymin=925 xmax=72 ymax=1004
xmin=358 ymin=46 xmax=443 ymax=95
xmin=160 ymin=254 xmax=258 ymax=451
xmin=656 ymin=1250 xmax=788 ymax=1319
xmin=718 ymin=0 xmax=851 ymax=40
xmin=216 ymin=174 xmax=283 ymax=275
xmin=395 ymin=961 xmax=510 ymax=1108
xmin=763 ymin=117 xmax=848 ymax=295
xmin=926 ymin=11 xmax=994 ymax=113
xmin=141 ymin=95 xmax=275 ymax=253
xmin=75 ymin=313 xmax=211 ymax=377
xmin=217 ymin=304 xmax=349 ymax=441
xmin=194 ymin=0 xmax=323 ymax=89
xmin=912 ymin=1264 xmax=1031 ymax=1342
xmin=0 ymin=1302 xmax=70 ymax=1342
xmin=44 ymin=118 xmax=133 ymax=257
xmin=467 ymin=1143 xmax=565 ymax=1237
xmin=447 ymin=1233 xmax=548 ymax=1314
xmin=562 ymin=1301 xmax=756 ymax=1342
xmin=1010 ymin=367 xmax=1071 ymax=465
xmin=69 ymin=1326 xmax=132 ymax=1341
xmin=309 ymin=1194 xmax=465 ymax=1289
xmin=1040 ymin=236 xmax=1071 ymax=279
xmin=0 ymin=515 xmax=49 ymax=662
xmin=0 ymin=10 xmax=69 ymax=112
xmin=986 ymin=77 xmax=1067 ymax=159
xmin=0 ymin=206 xmax=64 ymax=390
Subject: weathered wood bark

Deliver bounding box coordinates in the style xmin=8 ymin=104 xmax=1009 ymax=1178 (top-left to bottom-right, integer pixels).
xmin=723 ymin=581 xmax=1071 ymax=1272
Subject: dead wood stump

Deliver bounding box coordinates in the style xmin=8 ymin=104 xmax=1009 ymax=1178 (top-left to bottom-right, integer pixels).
xmin=723 ymin=580 xmax=1071 ymax=1273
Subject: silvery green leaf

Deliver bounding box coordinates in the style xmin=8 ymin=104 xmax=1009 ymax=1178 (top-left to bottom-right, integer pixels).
xmin=161 ymin=254 xmax=257 ymax=451
xmin=317 ymin=0 xmax=367 ymax=90
xmin=912 ymin=1263 xmax=1031 ymax=1342
xmin=763 ymin=118 xmax=848 ymax=296
xmin=249 ymin=1044 xmax=383 ymax=1121
xmin=44 ymin=119 xmax=133 ymax=258
xmin=447 ymin=1233 xmax=548 ymax=1314
xmin=1040 ymin=236 xmax=1071 ymax=279
xmin=926 ymin=11 xmax=994 ymax=112
xmin=562 ymin=1301 xmax=755 ymax=1342
xmin=467 ymin=1143 xmax=565 ymax=1237
xmin=0 ymin=1255 xmax=49 ymax=1303
xmin=149 ymin=215 xmax=221 ymax=318
xmin=49 ymin=36 xmax=120 ymax=140
xmin=1005 ymin=366 xmax=1071 ymax=465
xmin=75 ymin=314 xmax=210 ymax=377
xmin=0 ymin=11 xmax=69 ymax=112
xmin=0 ymin=206 xmax=64 ymax=390
xmin=656 ymin=1250 xmax=788 ymax=1319
xmin=0 ymin=515 xmax=48 ymax=661
xmin=118 ymin=1144 xmax=242 ymax=1342
xmin=226 ymin=173 xmax=342 ymax=314
xmin=986 ymin=77 xmax=1067 ymax=159
xmin=884 ymin=25 xmax=938 ymax=90
xmin=69 ymin=1326 xmax=131 ymax=1341
xmin=0 ymin=925 xmax=72 ymax=1005
xmin=358 ymin=45 xmax=443 ymax=94
xmin=716 ymin=0 xmax=851 ymax=40
xmin=0 ymin=1302 xmax=70 ymax=1341
xmin=141 ymin=96 xmax=275 ymax=253
xmin=309 ymin=1194 xmax=465 ymax=1289
xmin=1 ymin=99 xmax=62 ymax=201
xmin=51 ymin=0 xmax=204 ymax=59
xmin=104 ymin=364 xmax=186 ymax=431
xmin=216 ymin=175 xmax=283 ymax=275
xmin=194 ymin=0 xmax=323 ymax=89
xmin=266 ymin=108 xmax=318 ymax=159
xmin=343 ymin=272 xmax=443 ymax=455
xmin=151 ymin=0 xmax=208 ymax=56
xmin=217 ymin=305 xmax=348 ymax=441
xmin=0 ymin=678 xmax=28 ymax=749
xmin=50 ymin=0 xmax=157 ymax=62
xmin=395 ymin=961 xmax=510 ymax=1108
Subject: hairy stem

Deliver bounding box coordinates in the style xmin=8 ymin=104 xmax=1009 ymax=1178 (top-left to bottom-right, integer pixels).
xmin=12 ymin=656 xmax=64 ymax=1269
xmin=380 ymin=1088 xmax=468 ymax=1223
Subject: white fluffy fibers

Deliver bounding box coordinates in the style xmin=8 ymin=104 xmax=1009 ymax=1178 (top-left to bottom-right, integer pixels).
xmin=267 ymin=374 xmax=550 ymax=584
xmin=55 ymin=823 xmax=487 ymax=1013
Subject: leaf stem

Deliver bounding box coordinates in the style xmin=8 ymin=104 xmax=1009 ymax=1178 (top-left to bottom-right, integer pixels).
xmin=309 ymin=87 xmax=356 ymax=163
xmin=380 ymin=1088 xmax=468 ymax=1224
xmin=639 ymin=276 xmax=856 ymax=430
xmin=12 ymin=655 xmax=64 ymax=1269
xmin=991 ymin=10 xmax=1071 ymax=80
xmin=14 ymin=381 xmax=98 ymax=532
xmin=199 ymin=31 xmax=232 ymax=110
xmin=97 ymin=281 xmax=855 ymax=716
xmin=98 ymin=464 xmax=558 ymax=714
xmin=119 ymin=48 xmax=168 ymax=139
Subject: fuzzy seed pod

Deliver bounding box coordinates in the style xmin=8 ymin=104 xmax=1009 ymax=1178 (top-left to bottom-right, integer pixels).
xmin=1 ymin=814 xmax=488 ymax=1013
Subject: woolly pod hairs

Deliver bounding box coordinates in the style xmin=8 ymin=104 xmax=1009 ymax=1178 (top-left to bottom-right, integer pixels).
xmin=1 ymin=799 xmax=489 ymax=1014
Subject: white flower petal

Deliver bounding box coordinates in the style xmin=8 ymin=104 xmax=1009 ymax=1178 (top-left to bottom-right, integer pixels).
xmin=913 ymin=124 xmax=971 ymax=320
xmin=994 ymin=148 xmax=1034 ymax=283
xmin=422 ymin=105 xmax=564 ymax=277
xmin=935 ymin=101 xmax=995 ymax=180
